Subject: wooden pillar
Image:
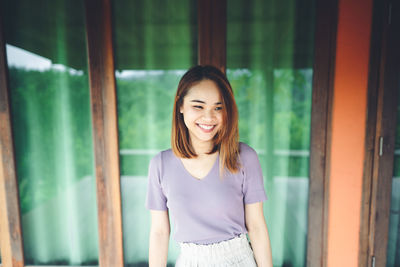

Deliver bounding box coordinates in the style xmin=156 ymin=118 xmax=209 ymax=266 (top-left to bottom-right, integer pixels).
xmin=0 ymin=14 xmax=25 ymax=267
xmin=198 ymin=0 xmax=227 ymax=72
xmin=84 ymin=0 xmax=124 ymax=266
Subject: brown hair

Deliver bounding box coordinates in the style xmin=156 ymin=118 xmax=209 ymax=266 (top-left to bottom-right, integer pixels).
xmin=171 ymin=65 xmax=239 ymax=174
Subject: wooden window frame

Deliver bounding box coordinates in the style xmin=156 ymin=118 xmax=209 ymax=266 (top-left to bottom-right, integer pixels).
xmin=359 ymin=0 xmax=400 ymax=266
xmin=307 ymin=0 xmax=338 ymax=266
xmin=0 ymin=0 xmax=338 ymax=266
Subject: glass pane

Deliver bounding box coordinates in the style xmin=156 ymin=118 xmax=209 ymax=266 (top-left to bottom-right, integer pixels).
xmin=2 ymin=0 xmax=99 ymax=265
xmin=386 ymin=83 xmax=400 ymax=266
xmin=111 ymin=0 xmax=197 ymax=265
xmin=227 ymin=0 xmax=315 ymax=266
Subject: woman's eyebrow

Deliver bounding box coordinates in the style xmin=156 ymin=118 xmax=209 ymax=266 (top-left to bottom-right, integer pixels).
xmin=190 ymin=100 xmax=222 ymax=105
xmin=190 ymin=99 xmax=205 ymax=104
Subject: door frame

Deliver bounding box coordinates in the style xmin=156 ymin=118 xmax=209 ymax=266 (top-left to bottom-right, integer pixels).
xmin=359 ymin=0 xmax=400 ymax=266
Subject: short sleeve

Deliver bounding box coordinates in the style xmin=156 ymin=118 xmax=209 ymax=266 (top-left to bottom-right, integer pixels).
xmin=240 ymin=144 xmax=267 ymax=204
xmin=145 ymin=152 xmax=168 ymax=210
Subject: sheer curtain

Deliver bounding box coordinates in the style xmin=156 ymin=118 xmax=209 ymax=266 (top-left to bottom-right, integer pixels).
xmin=2 ymin=0 xmax=98 ymax=264
xmin=227 ymin=0 xmax=315 ymax=266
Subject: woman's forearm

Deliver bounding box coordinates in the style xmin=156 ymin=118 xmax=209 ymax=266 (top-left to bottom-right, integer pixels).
xmin=149 ymin=230 xmax=170 ymax=267
xmin=248 ymin=224 xmax=273 ymax=267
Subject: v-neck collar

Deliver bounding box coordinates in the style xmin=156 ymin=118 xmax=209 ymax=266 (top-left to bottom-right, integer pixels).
xmin=176 ymin=154 xmax=219 ymax=181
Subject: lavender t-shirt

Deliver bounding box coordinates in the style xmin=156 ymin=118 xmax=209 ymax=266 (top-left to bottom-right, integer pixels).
xmin=145 ymin=142 xmax=267 ymax=245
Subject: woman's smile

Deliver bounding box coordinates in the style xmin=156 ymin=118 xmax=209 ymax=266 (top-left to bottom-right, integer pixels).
xmin=197 ymin=123 xmax=216 ymax=132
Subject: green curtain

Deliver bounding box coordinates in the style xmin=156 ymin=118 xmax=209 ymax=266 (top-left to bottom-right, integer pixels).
xmin=386 ymin=87 xmax=400 ymax=267
xmin=227 ymin=0 xmax=315 ymax=266
xmin=112 ymin=0 xmax=198 ymax=265
xmin=2 ymin=0 xmax=98 ymax=265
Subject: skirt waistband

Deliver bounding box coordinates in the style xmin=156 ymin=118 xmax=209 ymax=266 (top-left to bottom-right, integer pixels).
xmin=178 ymin=234 xmax=253 ymax=263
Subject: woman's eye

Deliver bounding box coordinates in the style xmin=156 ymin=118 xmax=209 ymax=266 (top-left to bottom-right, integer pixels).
xmin=215 ymin=106 xmax=223 ymax=111
xmin=193 ymin=105 xmax=203 ymax=109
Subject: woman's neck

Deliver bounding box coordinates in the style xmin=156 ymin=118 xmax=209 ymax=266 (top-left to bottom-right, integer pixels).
xmin=191 ymin=140 xmax=214 ymax=156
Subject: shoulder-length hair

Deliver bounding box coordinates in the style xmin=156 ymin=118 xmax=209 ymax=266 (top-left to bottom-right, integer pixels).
xmin=171 ymin=65 xmax=239 ymax=174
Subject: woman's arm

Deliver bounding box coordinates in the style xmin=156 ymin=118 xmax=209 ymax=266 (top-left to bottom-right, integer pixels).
xmin=245 ymin=202 xmax=273 ymax=267
xmin=149 ymin=210 xmax=170 ymax=267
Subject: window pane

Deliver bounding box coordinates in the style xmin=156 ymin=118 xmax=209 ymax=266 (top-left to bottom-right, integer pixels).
xmin=386 ymin=86 xmax=400 ymax=266
xmin=2 ymin=0 xmax=98 ymax=265
xmin=111 ymin=0 xmax=197 ymax=265
xmin=227 ymin=0 xmax=315 ymax=266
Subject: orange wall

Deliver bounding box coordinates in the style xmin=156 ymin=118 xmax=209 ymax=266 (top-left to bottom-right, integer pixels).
xmin=327 ymin=0 xmax=373 ymax=266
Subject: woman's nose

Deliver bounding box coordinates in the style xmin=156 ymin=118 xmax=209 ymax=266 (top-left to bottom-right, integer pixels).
xmin=202 ymin=109 xmax=215 ymax=121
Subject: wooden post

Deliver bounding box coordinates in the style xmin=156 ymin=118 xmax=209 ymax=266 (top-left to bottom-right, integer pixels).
xmin=84 ymin=0 xmax=124 ymax=266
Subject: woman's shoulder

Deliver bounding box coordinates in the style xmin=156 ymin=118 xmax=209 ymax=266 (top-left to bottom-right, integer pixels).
xmin=238 ymin=142 xmax=260 ymax=166
xmin=148 ymin=149 xmax=176 ymax=177
xmin=237 ymin=143 xmax=264 ymax=178
xmin=149 ymin=148 xmax=177 ymax=167
xmin=151 ymin=148 xmax=174 ymax=162
xmin=239 ymin=142 xmax=257 ymax=156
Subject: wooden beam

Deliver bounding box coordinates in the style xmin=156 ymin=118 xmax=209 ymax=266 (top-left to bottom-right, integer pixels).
xmin=307 ymin=0 xmax=338 ymax=266
xmin=84 ymin=0 xmax=124 ymax=266
xmin=0 ymin=12 xmax=25 ymax=267
xmin=198 ymin=0 xmax=226 ymax=72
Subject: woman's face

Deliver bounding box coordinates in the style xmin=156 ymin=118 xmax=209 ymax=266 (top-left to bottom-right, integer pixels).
xmin=180 ymin=79 xmax=223 ymax=147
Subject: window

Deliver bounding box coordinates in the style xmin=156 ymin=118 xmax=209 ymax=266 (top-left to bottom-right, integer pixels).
xmin=3 ymin=0 xmax=98 ymax=264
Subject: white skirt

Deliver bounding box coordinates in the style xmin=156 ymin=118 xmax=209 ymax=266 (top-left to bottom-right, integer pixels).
xmin=175 ymin=234 xmax=257 ymax=267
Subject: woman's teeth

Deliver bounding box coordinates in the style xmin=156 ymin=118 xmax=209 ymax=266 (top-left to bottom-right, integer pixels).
xmin=198 ymin=124 xmax=214 ymax=130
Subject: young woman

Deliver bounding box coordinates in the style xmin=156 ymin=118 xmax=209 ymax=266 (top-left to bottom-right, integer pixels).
xmin=146 ymin=65 xmax=272 ymax=266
